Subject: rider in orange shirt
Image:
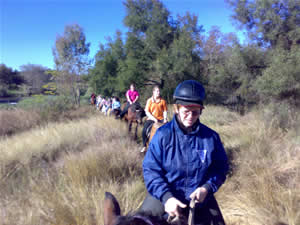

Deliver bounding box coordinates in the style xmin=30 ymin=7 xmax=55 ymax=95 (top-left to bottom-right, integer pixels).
xmin=141 ymin=85 xmax=168 ymax=153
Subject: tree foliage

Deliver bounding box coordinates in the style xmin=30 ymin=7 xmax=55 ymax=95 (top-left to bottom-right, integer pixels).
xmin=226 ymin=0 xmax=300 ymax=49
xmin=0 ymin=64 xmax=24 ymax=97
xmin=52 ymin=24 xmax=90 ymax=106
xmin=89 ymin=31 xmax=125 ymax=97
xmin=89 ymin=0 xmax=206 ymax=102
xmin=86 ymin=0 xmax=300 ymax=109
xmin=255 ymin=46 xmax=300 ymax=101
xmin=226 ymin=0 xmax=300 ymax=106
xmin=53 ymin=24 xmax=90 ymax=75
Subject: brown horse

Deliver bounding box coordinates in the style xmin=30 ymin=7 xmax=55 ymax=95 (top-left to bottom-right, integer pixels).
xmin=143 ymin=122 xmax=165 ymax=153
xmin=90 ymin=94 xmax=96 ymax=105
xmin=122 ymin=103 xmax=146 ymax=140
xmin=109 ymin=108 xmax=121 ymax=118
xmin=104 ymin=192 xmax=194 ymax=225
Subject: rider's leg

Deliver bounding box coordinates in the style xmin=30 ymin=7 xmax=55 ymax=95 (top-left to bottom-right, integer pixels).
xmin=120 ymin=102 xmax=130 ymax=119
xmin=142 ymin=120 xmax=154 ymax=147
xmin=138 ymin=193 xmax=166 ymax=218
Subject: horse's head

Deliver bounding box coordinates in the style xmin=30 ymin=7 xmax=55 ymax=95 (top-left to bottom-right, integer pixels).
xmin=136 ymin=108 xmax=146 ymax=124
xmin=131 ymin=103 xmax=146 ymax=124
xmin=104 ymin=192 xmax=188 ymax=225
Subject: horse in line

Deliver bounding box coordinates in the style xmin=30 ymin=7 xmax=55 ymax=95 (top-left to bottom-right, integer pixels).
xmin=142 ymin=122 xmax=165 ymax=153
xmin=121 ymin=102 xmax=146 ymax=140
xmin=90 ymin=93 xmax=96 ymax=105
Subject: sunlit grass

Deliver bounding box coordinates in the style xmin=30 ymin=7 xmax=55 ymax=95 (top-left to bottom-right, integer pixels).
xmin=0 ymin=105 xmax=299 ymax=225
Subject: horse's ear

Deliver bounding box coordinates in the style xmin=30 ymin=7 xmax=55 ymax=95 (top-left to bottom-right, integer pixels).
xmin=104 ymin=192 xmax=121 ymax=225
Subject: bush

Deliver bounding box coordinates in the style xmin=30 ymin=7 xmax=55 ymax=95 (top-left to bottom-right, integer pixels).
xmin=0 ymin=108 xmax=42 ymax=137
xmin=18 ymin=95 xmax=74 ymax=120
xmin=259 ymin=100 xmax=300 ymax=131
xmin=0 ymin=96 xmax=96 ymax=138
xmin=255 ymin=47 xmax=300 ymax=101
xmin=0 ymin=84 xmax=8 ymax=97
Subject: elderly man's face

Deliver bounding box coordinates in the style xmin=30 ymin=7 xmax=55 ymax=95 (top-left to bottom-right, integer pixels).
xmin=176 ymin=105 xmax=202 ymax=128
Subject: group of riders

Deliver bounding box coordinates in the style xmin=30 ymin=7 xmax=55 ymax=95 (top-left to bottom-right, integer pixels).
xmin=94 ymin=80 xmax=229 ymax=225
xmin=90 ymin=94 xmax=121 ymax=116
xmin=90 ymin=83 xmax=168 ymax=153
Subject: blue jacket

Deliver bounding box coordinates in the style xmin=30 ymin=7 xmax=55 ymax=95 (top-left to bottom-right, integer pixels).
xmin=142 ymin=116 xmax=229 ymax=205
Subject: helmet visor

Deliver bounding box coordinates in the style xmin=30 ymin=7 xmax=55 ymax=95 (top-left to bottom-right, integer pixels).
xmin=175 ymin=99 xmax=204 ymax=108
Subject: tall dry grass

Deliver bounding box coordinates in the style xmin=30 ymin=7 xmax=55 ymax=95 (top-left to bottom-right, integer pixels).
xmin=210 ymin=106 xmax=300 ymax=225
xmin=0 ymin=105 xmax=96 ymax=138
xmin=0 ymin=105 xmax=299 ymax=225
xmin=0 ymin=114 xmax=145 ymax=225
xmin=0 ymin=108 xmax=42 ymax=137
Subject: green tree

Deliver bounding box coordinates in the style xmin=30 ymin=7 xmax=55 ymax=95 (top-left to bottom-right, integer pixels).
xmin=118 ymin=32 xmax=151 ymax=90
xmin=201 ymin=26 xmax=239 ymax=76
xmin=255 ymin=46 xmax=300 ymax=102
xmin=52 ymin=24 xmax=90 ymax=106
xmin=227 ymin=0 xmax=300 ymax=105
xmin=89 ymin=31 xmax=125 ymax=97
xmin=0 ymin=64 xmax=24 ymax=97
xmin=145 ymin=12 xmax=205 ymax=98
xmin=200 ymin=28 xmax=266 ymax=104
xmin=226 ymin=0 xmax=300 ymax=49
xmin=123 ymin=0 xmax=176 ymax=89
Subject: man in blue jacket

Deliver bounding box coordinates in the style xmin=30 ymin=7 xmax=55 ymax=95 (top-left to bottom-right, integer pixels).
xmin=140 ymin=80 xmax=229 ymax=225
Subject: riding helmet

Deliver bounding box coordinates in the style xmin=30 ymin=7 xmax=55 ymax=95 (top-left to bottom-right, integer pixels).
xmin=173 ymin=80 xmax=205 ymax=106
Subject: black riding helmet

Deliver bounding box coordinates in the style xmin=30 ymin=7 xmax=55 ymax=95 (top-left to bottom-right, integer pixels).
xmin=173 ymin=80 xmax=205 ymax=106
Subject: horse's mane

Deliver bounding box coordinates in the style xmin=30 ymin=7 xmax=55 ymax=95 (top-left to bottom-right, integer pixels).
xmin=115 ymin=211 xmax=169 ymax=225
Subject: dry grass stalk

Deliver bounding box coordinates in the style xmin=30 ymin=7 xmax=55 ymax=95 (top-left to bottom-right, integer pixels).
xmin=0 ymin=106 xmax=299 ymax=225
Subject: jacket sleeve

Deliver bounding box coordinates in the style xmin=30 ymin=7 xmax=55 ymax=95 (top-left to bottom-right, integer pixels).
xmin=203 ymin=133 xmax=229 ymax=194
xmin=142 ymin=131 xmax=173 ymax=203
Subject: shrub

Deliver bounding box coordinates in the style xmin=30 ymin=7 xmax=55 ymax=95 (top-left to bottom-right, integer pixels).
xmin=0 ymin=108 xmax=42 ymax=137
xmin=259 ymin=100 xmax=300 ymax=131
xmin=0 ymin=84 xmax=8 ymax=97
xmin=18 ymin=95 xmax=73 ymax=120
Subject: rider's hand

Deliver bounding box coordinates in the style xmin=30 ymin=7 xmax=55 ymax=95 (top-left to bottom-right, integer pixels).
xmin=189 ymin=187 xmax=208 ymax=203
xmin=164 ymin=197 xmax=187 ymax=218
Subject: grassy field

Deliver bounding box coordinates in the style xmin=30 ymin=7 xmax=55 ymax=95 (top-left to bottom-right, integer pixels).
xmin=0 ymin=105 xmax=299 ymax=225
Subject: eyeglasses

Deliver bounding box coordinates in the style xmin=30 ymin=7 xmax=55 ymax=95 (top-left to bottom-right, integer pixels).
xmin=179 ymin=107 xmax=201 ymax=116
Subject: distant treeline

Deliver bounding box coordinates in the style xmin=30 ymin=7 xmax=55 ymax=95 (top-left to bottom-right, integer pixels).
xmin=1 ymin=0 xmax=300 ymax=109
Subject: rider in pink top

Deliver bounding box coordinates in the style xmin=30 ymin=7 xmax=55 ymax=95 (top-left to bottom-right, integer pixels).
xmin=127 ymin=88 xmax=139 ymax=103
xmin=119 ymin=83 xmax=140 ymax=119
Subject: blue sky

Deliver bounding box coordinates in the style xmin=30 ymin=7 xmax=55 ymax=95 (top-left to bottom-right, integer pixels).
xmin=0 ymin=0 xmax=245 ymax=71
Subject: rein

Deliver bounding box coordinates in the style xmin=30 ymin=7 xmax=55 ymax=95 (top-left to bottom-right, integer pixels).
xmin=167 ymin=197 xmax=196 ymax=225
xmin=188 ymin=197 xmax=195 ymax=225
